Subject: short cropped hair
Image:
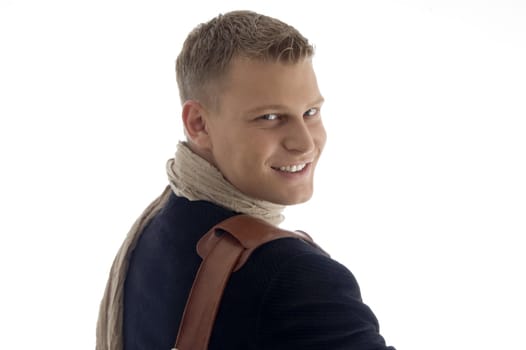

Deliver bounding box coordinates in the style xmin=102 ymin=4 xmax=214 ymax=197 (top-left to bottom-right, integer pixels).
xmin=175 ymin=10 xmax=314 ymax=107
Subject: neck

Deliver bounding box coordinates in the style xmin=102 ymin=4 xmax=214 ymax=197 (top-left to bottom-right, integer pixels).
xmin=166 ymin=142 xmax=285 ymax=225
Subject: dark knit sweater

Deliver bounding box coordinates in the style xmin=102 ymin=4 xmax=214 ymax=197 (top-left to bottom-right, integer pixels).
xmin=123 ymin=193 xmax=395 ymax=349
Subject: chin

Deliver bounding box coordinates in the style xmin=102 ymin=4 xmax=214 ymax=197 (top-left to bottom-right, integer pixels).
xmin=287 ymin=196 xmax=312 ymax=205
xmin=272 ymin=192 xmax=313 ymax=206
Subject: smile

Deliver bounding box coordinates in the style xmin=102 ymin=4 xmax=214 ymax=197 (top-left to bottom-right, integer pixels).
xmin=273 ymin=163 xmax=308 ymax=173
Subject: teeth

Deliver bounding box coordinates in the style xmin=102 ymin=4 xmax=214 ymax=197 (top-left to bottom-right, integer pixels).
xmin=278 ymin=164 xmax=307 ymax=173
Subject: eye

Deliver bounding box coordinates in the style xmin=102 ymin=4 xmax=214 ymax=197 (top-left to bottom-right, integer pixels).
xmin=259 ymin=113 xmax=280 ymax=121
xmin=304 ymin=108 xmax=319 ymax=117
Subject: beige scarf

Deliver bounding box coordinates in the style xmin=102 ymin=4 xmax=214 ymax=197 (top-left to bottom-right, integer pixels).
xmin=96 ymin=142 xmax=285 ymax=349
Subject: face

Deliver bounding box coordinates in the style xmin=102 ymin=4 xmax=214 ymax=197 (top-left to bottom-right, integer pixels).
xmin=201 ymin=57 xmax=326 ymax=205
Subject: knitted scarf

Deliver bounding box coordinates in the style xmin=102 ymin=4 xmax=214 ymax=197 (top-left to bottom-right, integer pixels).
xmin=96 ymin=142 xmax=285 ymax=349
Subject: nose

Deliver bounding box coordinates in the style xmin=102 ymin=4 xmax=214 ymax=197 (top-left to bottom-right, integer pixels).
xmin=282 ymin=118 xmax=316 ymax=154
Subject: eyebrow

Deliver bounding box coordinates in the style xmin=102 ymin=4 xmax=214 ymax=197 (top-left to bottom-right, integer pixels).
xmin=243 ymin=96 xmax=325 ymax=116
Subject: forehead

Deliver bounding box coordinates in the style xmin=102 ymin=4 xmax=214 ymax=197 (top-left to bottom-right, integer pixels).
xmin=217 ymin=57 xmax=322 ymax=112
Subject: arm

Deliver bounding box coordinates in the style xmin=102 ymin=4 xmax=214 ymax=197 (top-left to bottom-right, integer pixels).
xmin=256 ymin=253 xmax=395 ymax=350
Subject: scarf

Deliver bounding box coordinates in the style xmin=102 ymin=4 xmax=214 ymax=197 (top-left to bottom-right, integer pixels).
xmin=96 ymin=142 xmax=285 ymax=349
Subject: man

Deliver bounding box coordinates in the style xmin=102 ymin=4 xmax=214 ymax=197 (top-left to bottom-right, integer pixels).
xmin=97 ymin=10 xmax=395 ymax=349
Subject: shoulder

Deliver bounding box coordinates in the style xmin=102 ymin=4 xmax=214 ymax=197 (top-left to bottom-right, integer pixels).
xmin=256 ymin=240 xmax=364 ymax=304
xmin=249 ymin=239 xmax=393 ymax=349
xmin=227 ymin=236 xmax=366 ymax=322
xmin=212 ymin=236 xmax=357 ymax=347
xmin=246 ymin=235 xmax=357 ymax=286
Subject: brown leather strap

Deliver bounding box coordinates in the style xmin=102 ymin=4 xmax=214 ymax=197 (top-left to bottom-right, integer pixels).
xmin=173 ymin=214 xmax=320 ymax=350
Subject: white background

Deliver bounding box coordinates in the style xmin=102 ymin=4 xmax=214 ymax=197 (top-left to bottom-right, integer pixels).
xmin=1 ymin=0 xmax=525 ymax=349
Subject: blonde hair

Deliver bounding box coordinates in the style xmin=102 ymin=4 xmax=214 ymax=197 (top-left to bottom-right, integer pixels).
xmin=175 ymin=10 xmax=314 ymax=106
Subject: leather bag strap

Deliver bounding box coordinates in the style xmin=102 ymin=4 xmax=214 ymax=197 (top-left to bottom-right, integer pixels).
xmin=173 ymin=214 xmax=319 ymax=350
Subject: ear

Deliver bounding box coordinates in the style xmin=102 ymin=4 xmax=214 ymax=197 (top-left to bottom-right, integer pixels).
xmin=181 ymin=100 xmax=212 ymax=150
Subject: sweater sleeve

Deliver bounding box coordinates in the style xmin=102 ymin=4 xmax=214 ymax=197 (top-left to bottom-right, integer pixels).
xmin=256 ymin=252 xmax=396 ymax=350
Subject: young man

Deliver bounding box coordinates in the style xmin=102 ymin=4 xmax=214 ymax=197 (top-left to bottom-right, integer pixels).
xmin=97 ymin=10 xmax=395 ymax=350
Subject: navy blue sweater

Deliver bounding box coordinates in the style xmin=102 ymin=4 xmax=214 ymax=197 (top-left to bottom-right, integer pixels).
xmin=123 ymin=193 xmax=395 ymax=349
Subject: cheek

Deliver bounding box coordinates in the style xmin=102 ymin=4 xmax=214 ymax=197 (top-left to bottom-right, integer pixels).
xmin=219 ymin=141 xmax=257 ymax=172
xmin=209 ymin=127 xmax=238 ymax=156
xmin=212 ymin=127 xmax=274 ymax=172
xmin=313 ymin=122 xmax=327 ymax=150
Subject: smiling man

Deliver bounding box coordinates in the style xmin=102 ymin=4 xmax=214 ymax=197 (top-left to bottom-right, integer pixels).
xmin=97 ymin=10 xmax=395 ymax=350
